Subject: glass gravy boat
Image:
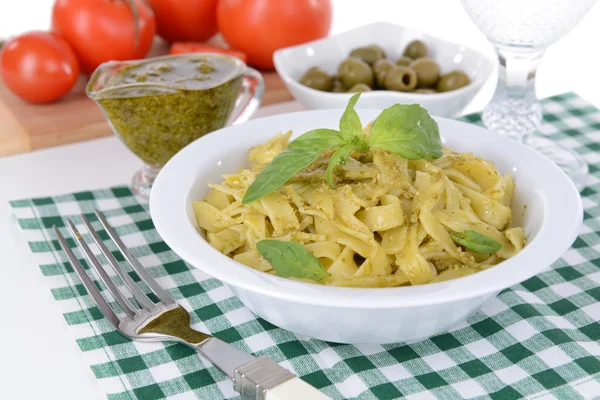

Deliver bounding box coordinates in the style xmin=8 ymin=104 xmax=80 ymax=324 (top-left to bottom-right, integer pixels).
xmin=87 ymin=53 xmax=264 ymax=199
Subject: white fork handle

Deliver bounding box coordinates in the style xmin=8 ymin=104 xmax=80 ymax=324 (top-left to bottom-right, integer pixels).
xmin=266 ymin=378 xmax=332 ymax=400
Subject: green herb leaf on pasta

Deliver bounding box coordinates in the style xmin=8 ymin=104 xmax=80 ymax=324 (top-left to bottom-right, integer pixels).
xmin=339 ymin=93 xmax=363 ymax=140
xmin=242 ymin=129 xmax=343 ymax=204
xmin=287 ymin=128 xmax=345 ymax=152
xmin=256 ymin=239 xmax=329 ymax=281
xmin=449 ymin=230 xmax=502 ymax=254
xmin=326 ymin=143 xmax=361 ymax=188
xmin=243 ymin=99 xmax=443 ymax=203
xmin=369 ymin=104 xmax=442 ymax=160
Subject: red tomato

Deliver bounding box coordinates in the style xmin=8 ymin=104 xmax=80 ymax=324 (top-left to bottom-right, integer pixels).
xmin=217 ymin=0 xmax=332 ymax=69
xmin=147 ymin=0 xmax=219 ymax=43
xmin=52 ymin=0 xmax=156 ymax=75
xmin=169 ymin=42 xmax=247 ymax=63
xmin=0 ymin=31 xmax=80 ymax=103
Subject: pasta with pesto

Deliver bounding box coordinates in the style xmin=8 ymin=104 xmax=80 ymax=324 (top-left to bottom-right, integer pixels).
xmin=193 ymin=127 xmax=527 ymax=287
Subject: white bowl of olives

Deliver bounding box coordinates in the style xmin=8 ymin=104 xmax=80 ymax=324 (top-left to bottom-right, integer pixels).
xmin=273 ymin=22 xmax=494 ymax=117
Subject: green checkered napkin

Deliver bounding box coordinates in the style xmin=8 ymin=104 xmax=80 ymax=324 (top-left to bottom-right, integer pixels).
xmin=9 ymin=92 xmax=600 ymax=400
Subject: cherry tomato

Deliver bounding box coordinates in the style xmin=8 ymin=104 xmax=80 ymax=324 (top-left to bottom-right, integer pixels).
xmin=217 ymin=0 xmax=332 ymax=69
xmin=52 ymin=0 xmax=156 ymax=75
xmin=169 ymin=42 xmax=247 ymax=63
xmin=147 ymin=0 xmax=219 ymax=43
xmin=0 ymin=31 xmax=80 ymax=103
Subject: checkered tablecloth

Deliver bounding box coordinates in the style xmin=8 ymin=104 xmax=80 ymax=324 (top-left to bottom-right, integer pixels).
xmin=9 ymin=92 xmax=600 ymax=400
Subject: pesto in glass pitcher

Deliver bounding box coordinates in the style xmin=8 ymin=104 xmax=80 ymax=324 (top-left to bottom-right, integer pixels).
xmin=87 ymin=53 xmax=264 ymax=198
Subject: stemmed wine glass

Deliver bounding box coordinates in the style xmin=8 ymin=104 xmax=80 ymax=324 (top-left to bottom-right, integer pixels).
xmin=461 ymin=0 xmax=597 ymax=191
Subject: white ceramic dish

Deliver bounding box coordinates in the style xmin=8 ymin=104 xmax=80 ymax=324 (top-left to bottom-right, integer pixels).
xmin=150 ymin=109 xmax=582 ymax=344
xmin=273 ymin=22 xmax=494 ymax=117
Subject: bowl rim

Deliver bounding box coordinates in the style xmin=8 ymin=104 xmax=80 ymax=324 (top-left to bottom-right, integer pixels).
xmin=150 ymin=108 xmax=582 ymax=309
xmin=273 ymin=21 xmax=495 ymax=101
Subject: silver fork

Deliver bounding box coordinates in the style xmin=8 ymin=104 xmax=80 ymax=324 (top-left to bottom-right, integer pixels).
xmin=53 ymin=210 xmax=329 ymax=400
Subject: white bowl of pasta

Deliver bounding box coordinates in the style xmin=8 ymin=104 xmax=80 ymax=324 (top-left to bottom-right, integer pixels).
xmin=150 ymin=106 xmax=582 ymax=344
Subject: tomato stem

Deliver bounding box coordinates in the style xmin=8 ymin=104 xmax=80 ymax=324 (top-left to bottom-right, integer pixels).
xmin=123 ymin=0 xmax=140 ymax=49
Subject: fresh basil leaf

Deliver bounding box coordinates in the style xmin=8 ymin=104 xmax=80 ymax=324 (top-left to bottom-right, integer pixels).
xmin=287 ymin=128 xmax=344 ymax=152
xmin=326 ymin=143 xmax=360 ymax=188
xmin=242 ymin=150 xmax=321 ymax=204
xmin=369 ymin=104 xmax=442 ymax=160
xmin=256 ymin=239 xmax=329 ymax=281
xmin=449 ymin=230 xmax=502 ymax=254
xmin=242 ymin=129 xmax=343 ymax=204
xmin=339 ymin=93 xmax=363 ymax=140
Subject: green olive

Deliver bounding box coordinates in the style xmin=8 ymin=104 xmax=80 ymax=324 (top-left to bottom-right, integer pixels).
xmin=395 ymin=56 xmax=413 ymax=67
xmin=338 ymin=58 xmax=374 ymax=89
xmin=384 ymin=66 xmax=418 ymax=92
xmin=372 ymin=59 xmax=395 ymax=87
xmin=414 ymin=88 xmax=438 ymax=94
xmin=332 ymin=79 xmax=345 ymax=93
xmin=349 ymin=45 xmax=385 ymax=66
xmin=299 ymin=67 xmax=333 ymax=91
xmin=403 ymin=40 xmax=428 ymax=59
xmin=436 ymin=70 xmax=471 ymax=92
xmin=373 ymin=59 xmax=395 ymax=75
xmin=367 ymin=44 xmax=386 ymax=58
xmin=410 ymin=57 xmax=440 ymax=88
xmin=348 ymin=83 xmax=372 ymax=92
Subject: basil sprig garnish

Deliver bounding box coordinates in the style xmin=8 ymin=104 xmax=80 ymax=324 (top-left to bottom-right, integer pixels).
xmin=241 ymin=128 xmax=343 ymax=204
xmin=450 ymin=230 xmax=502 ymax=254
xmin=339 ymin=92 xmax=363 ymax=140
xmin=369 ymin=103 xmax=442 ymax=160
xmin=242 ymin=93 xmax=442 ymax=204
xmin=326 ymin=141 xmax=362 ymax=188
xmin=256 ymin=239 xmax=329 ymax=281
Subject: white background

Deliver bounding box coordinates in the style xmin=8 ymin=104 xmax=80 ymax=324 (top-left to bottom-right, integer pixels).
xmin=0 ymin=1 xmax=599 ymax=399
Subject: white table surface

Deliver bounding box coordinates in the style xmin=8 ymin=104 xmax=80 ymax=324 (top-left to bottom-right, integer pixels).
xmin=0 ymin=1 xmax=599 ymax=399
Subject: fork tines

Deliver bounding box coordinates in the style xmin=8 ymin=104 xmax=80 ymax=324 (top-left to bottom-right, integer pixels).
xmin=53 ymin=210 xmax=176 ymax=330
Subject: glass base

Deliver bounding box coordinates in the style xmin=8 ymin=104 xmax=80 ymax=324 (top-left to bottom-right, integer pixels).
xmin=131 ymin=164 xmax=160 ymax=200
xmin=525 ymin=136 xmax=588 ymax=192
xmin=482 ymin=96 xmax=543 ymax=142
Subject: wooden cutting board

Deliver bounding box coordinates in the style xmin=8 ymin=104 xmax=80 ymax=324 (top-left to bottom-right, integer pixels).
xmin=0 ymin=40 xmax=293 ymax=157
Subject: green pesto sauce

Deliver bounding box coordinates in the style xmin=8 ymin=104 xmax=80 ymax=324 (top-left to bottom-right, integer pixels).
xmin=138 ymin=306 xmax=210 ymax=344
xmin=97 ymin=56 xmax=243 ymax=166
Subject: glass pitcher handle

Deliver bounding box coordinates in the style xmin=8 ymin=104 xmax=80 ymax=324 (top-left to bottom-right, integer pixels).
xmin=229 ymin=68 xmax=265 ymax=125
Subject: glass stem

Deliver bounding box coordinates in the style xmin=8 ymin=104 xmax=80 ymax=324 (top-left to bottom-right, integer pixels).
xmin=482 ymin=46 xmax=545 ymax=143
xmin=131 ymin=164 xmax=161 ymax=200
